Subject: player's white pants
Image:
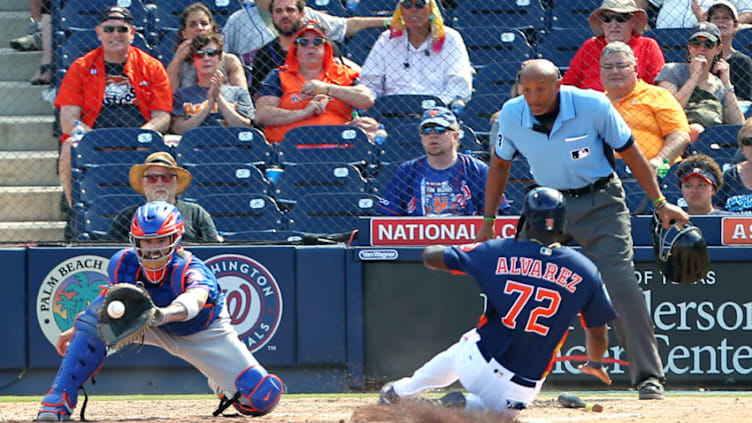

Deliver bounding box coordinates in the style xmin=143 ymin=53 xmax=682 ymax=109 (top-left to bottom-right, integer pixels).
xmin=394 ymin=329 xmax=543 ymax=417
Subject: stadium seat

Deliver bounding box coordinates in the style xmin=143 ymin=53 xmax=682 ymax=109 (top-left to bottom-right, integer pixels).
xmin=368 ymin=94 xmax=445 ymax=132
xmin=153 ymin=0 xmax=242 ymax=31
xmin=503 ymin=180 xmax=535 ymax=215
xmin=643 ymin=28 xmax=694 ymax=63
xmin=621 ymin=179 xmax=652 ymax=215
xmin=287 ymin=192 xmax=379 ymax=234
xmin=459 ymin=93 xmax=510 ymax=140
xmin=508 ymin=157 xmax=534 ymax=181
xmin=72 ymin=164 xmax=133 ymax=207
xmin=78 ymin=194 xmax=143 ymax=240
xmin=59 ymin=0 xmax=149 ymax=31
xmin=457 ymin=27 xmax=532 ymax=69
xmin=732 ymin=28 xmax=752 ymax=53
xmin=377 ymin=122 xmax=482 ymax=164
xmin=536 ymin=28 xmax=592 ymax=69
xmin=452 ymin=1 xmax=545 ymax=29
xmin=689 ymin=124 xmax=742 ymax=167
xmin=59 ymin=29 xmax=151 ymax=70
xmin=151 ymin=29 xmax=178 ymax=66
xmin=71 ymin=128 xmax=168 ymax=170
xmin=473 ymin=61 xmax=523 ymax=98
xmin=181 ymin=164 xmax=269 ymax=201
xmin=222 ymin=229 xmax=309 ymax=243
xmin=549 ymin=0 xmax=602 ymax=30
xmin=613 ymin=160 xmax=634 ymax=179
xmin=658 ymin=162 xmax=684 ymax=206
xmin=273 ymin=163 xmax=368 ymax=206
xmin=344 ymin=27 xmax=383 ymax=66
xmin=175 ymin=126 xmax=272 ymax=166
xmin=346 ymin=0 xmax=401 ymax=16
xmin=309 ymin=0 xmax=349 ymax=16
xmin=368 ymin=161 xmax=398 ymax=195
xmin=277 ymin=125 xmax=374 ymax=166
xmin=196 ymin=193 xmax=285 ymax=234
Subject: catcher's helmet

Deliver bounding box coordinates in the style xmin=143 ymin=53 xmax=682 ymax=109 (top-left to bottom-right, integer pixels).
xmin=129 ymin=201 xmax=185 ymax=283
xmin=651 ymin=213 xmax=709 ymax=284
xmin=518 ymin=187 xmax=566 ymax=244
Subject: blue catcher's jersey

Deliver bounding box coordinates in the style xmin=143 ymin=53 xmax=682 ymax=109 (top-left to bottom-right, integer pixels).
xmin=107 ymin=248 xmax=225 ymax=336
xmin=444 ymin=239 xmax=617 ymax=380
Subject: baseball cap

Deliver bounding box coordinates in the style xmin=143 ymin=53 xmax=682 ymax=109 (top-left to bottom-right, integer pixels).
xmin=679 ymin=166 xmax=717 ymax=188
xmin=708 ymin=0 xmax=739 ymax=21
xmin=689 ymin=22 xmax=721 ymax=44
xmin=99 ymin=6 xmax=134 ymax=25
xmin=419 ymin=107 xmax=459 ymax=130
xmin=295 ymin=20 xmax=328 ymax=40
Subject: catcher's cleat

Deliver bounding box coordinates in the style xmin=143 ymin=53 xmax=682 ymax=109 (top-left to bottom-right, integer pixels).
xmin=378 ymin=382 xmax=400 ymax=405
xmin=437 ymin=391 xmax=466 ymax=409
xmin=37 ymin=403 xmax=72 ymax=421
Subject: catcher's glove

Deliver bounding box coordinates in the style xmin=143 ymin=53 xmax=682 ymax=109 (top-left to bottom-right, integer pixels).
xmin=98 ymin=283 xmax=157 ymax=350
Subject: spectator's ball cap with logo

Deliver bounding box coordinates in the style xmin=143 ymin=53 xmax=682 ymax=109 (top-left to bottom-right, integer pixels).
xmin=419 ymin=107 xmax=460 ymax=131
xmin=99 ymin=6 xmax=134 ymax=25
xmin=708 ymin=0 xmax=739 ymax=21
xmin=679 ymin=166 xmax=718 ymax=189
xmin=129 ymin=152 xmax=192 ymax=195
xmin=689 ymin=22 xmax=721 ymax=44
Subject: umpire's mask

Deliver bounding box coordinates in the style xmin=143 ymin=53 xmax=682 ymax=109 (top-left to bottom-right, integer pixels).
xmin=651 ymin=213 xmax=710 ymax=284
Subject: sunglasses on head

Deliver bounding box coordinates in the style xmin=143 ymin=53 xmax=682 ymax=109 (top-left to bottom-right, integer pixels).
xmin=102 ymin=25 xmax=129 ymax=33
xmin=194 ymin=48 xmax=221 ymax=59
xmin=689 ymin=38 xmax=717 ymax=49
xmin=600 ymin=12 xmax=632 ymax=23
xmin=740 ymin=136 xmax=752 ymax=146
xmin=420 ymin=125 xmax=450 ymax=135
xmin=143 ymin=174 xmax=176 ymax=183
xmin=401 ymin=0 xmax=427 ymax=9
xmin=295 ymin=37 xmax=326 ymax=47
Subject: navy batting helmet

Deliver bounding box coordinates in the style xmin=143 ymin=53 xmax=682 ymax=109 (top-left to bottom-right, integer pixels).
xmin=651 ymin=213 xmax=709 ymax=284
xmin=518 ymin=187 xmax=566 ymax=244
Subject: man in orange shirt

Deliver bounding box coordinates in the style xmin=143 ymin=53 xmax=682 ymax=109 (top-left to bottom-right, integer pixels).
xmin=55 ymin=6 xmax=172 ymax=208
xmin=600 ymin=41 xmax=690 ymax=170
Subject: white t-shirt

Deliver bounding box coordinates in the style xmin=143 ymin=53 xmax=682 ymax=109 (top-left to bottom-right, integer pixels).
xmin=651 ymin=0 xmax=752 ymax=28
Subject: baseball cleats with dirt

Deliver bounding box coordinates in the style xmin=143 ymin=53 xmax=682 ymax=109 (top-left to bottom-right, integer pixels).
xmin=378 ymin=382 xmax=400 ymax=405
xmin=637 ymin=377 xmax=664 ymax=400
xmin=36 ymin=406 xmax=72 ymax=421
xmin=437 ymin=391 xmax=466 ymax=409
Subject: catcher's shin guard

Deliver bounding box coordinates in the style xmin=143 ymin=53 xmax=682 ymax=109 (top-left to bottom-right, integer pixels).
xmin=38 ymin=297 xmax=106 ymax=421
xmin=231 ymin=366 xmax=283 ymax=417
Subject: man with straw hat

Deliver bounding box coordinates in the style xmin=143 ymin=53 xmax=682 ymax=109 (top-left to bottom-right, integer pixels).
xmin=106 ymin=152 xmax=221 ymax=242
xmin=561 ymin=0 xmax=665 ymax=91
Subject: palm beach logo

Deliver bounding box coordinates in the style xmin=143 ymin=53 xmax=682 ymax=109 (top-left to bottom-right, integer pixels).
xmin=36 ymin=255 xmax=110 ymax=346
xmin=205 ymin=254 xmax=283 ymax=354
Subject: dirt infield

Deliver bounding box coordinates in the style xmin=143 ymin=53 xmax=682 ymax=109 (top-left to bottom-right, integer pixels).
xmin=2 ymin=392 xmax=751 ymax=422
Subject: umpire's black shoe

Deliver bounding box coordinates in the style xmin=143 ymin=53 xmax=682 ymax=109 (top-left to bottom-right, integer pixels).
xmin=378 ymin=382 xmax=400 ymax=405
xmin=638 ymin=377 xmax=664 ymax=400
xmin=437 ymin=391 xmax=466 ymax=409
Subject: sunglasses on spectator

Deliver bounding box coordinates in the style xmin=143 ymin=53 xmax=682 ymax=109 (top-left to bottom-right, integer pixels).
xmin=295 ymin=37 xmax=326 ymax=47
xmin=401 ymin=0 xmax=427 ymax=9
xmin=740 ymin=137 xmax=752 ymax=146
xmin=143 ymin=174 xmax=176 ymax=183
xmin=601 ymin=62 xmax=632 ymax=71
xmin=689 ymin=38 xmax=717 ymax=49
xmin=102 ymin=25 xmax=129 ymax=33
xmin=420 ymin=125 xmax=451 ymax=135
xmin=600 ymin=13 xmax=632 ymax=23
xmin=194 ymin=48 xmax=221 ymax=59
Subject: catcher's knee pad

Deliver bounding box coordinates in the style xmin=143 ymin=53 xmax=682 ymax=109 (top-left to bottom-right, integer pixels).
xmin=232 ymin=366 xmax=283 ymax=417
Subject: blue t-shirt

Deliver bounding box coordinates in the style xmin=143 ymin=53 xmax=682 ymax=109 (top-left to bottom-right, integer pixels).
xmin=172 ymin=84 xmax=254 ymax=127
xmin=375 ymin=154 xmax=507 ymax=216
xmin=444 ymin=239 xmax=617 ymax=380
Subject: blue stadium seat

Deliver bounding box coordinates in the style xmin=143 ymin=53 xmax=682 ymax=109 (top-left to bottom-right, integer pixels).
xmin=643 ymin=28 xmax=694 ymax=63
xmin=622 ymin=179 xmax=652 ymax=215
xmin=196 ymin=193 xmax=285 ymax=234
xmin=71 ymin=128 xmax=168 ymax=170
xmin=78 ymin=194 xmax=143 ymax=240
xmin=59 ymin=29 xmax=151 ymax=69
xmin=689 ymin=124 xmax=742 ymax=167
xmin=658 ymin=162 xmax=684 ymax=207
xmin=277 ymin=125 xmax=374 ymax=165
xmin=181 ymin=164 xmax=269 ymax=201
xmin=452 ymin=0 xmax=545 ymax=29
xmin=72 ymin=164 xmax=133 ymax=207
xmin=175 ymin=126 xmax=272 ymax=166
xmin=732 ymin=28 xmax=752 ymax=53
xmin=222 ymin=229 xmax=309 ymax=243
xmin=457 ymin=27 xmax=532 ymax=69
xmin=59 ymin=0 xmax=149 ymax=30
xmin=368 ymin=94 xmax=445 ymax=132
xmin=504 ymin=180 xmax=534 ymax=215
xmin=378 ymin=122 xmax=482 ymax=164
xmin=153 ymin=0 xmax=242 ymax=31
xmin=508 ymin=157 xmax=534 ymax=181
xmin=344 ymin=27 xmax=384 ymax=65
xmin=287 ymin=192 xmax=379 ymax=234
xmin=613 ymin=160 xmax=635 ymax=179
xmin=151 ymin=29 xmax=178 ymax=66
xmin=549 ymin=0 xmax=602 ymax=30
xmin=309 ymin=0 xmax=349 ymax=16
xmin=536 ymin=28 xmax=592 ymax=69
xmin=346 ymin=0 xmax=399 ymax=17
xmin=273 ymin=163 xmax=367 ymax=206
xmin=473 ymin=61 xmax=523 ymax=98
xmin=368 ymin=161 xmax=398 ymax=195
xmin=459 ymin=93 xmax=510 ymax=140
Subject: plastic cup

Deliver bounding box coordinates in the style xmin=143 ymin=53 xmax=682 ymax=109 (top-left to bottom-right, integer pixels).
xmin=266 ymin=168 xmax=283 ymax=183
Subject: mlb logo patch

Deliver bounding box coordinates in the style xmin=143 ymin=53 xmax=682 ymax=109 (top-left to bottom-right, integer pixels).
xmin=570 ymin=147 xmax=590 ymax=160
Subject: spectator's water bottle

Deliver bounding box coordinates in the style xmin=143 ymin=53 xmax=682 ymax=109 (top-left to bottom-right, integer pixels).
xmin=656 ymin=158 xmax=670 ymax=179
xmin=451 ymin=95 xmax=466 ymax=117
xmin=374 ymin=124 xmax=388 ymax=146
xmin=71 ymin=120 xmax=86 ymax=143
xmin=345 ymin=0 xmax=360 ymax=12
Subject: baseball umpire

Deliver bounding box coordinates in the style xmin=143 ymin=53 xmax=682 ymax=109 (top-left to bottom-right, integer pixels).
xmin=380 ymin=187 xmax=616 ymax=417
xmin=37 ymin=202 xmax=282 ymax=421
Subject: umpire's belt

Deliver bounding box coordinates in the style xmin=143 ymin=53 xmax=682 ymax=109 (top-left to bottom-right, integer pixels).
xmin=560 ymin=174 xmax=614 ymax=197
xmin=477 ymin=342 xmax=538 ymax=388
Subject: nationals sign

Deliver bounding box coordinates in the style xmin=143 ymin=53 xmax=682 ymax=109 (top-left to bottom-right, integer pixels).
xmin=369 ymin=217 xmax=520 ymax=246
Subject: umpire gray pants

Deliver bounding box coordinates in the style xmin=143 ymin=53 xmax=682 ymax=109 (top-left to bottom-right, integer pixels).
xmin=563 ymin=176 xmax=664 ymax=386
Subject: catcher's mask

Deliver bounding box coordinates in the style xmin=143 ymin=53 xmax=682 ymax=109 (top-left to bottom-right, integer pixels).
xmin=651 ymin=213 xmax=709 ymax=284
xmin=129 ymin=201 xmax=185 ymax=283
xmin=517 ymin=186 xmax=566 ymax=245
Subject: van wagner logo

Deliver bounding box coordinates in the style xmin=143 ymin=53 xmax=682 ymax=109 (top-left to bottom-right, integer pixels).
xmin=36 ymin=255 xmax=110 ymax=346
xmin=205 ymin=254 xmax=283 ymax=353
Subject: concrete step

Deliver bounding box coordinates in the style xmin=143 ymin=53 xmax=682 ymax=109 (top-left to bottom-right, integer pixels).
xmin=0 ymin=0 xmax=29 ymax=12
xmin=0 ymin=186 xmax=63 ymax=221
xmin=0 ymin=151 xmax=58 ymax=186
xmin=0 ymin=11 xmax=33 ymax=47
xmin=0 ymin=221 xmax=66 ymax=243
xmin=0 ymin=81 xmax=54 ymax=116
xmin=0 ymin=116 xmax=57 ymax=151
xmin=0 ymin=47 xmax=41 ymax=81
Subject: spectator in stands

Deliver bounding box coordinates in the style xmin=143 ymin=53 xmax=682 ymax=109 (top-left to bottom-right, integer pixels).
xmin=55 ymin=6 xmax=172 ymax=208
xmin=359 ymin=0 xmax=473 ymax=105
xmin=716 ymin=119 xmax=752 ymax=211
xmin=562 ymin=0 xmax=665 ymax=92
xmin=707 ymin=0 xmax=752 ymax=101
xmin=655 ymin=22 xmax=745 ymax=142
xmin=600 ymin=42 xmax=690 ymax=169
xmin=675 ymin=153 xmax=731 ymax=214
xmin=10 ymin=0 xmax=52 ymax=85
xmin=376 ymin=107 xmax=508 ymax=216
xmin=255 ymin=21 xmax=374 ymax=143
xmin=166 ymin=2 xmax=247 ymax=92
xmin=107 ymin=152 xmax=221 ymax=242
xmin=223 ymin=0 xmax=387 ymax=67
xmin=171 ymin=33 xmax=254 ymax=135
xmin=636 ymin=0 xmax=752 ymax=28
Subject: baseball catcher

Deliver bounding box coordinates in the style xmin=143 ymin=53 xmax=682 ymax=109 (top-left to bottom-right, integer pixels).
xmin=37 ymin=202 xmax=282 ymax=421
xmin=379 ymin=187 xmax=616 ymax=417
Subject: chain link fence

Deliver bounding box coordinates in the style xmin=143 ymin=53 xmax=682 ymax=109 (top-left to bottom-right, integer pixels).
xmin=1 ymin=0 xmax=749 ymax=244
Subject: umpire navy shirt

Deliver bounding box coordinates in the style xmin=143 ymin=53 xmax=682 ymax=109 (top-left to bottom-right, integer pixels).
xmin=495 ymin=85 xmax=634 ymax=190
